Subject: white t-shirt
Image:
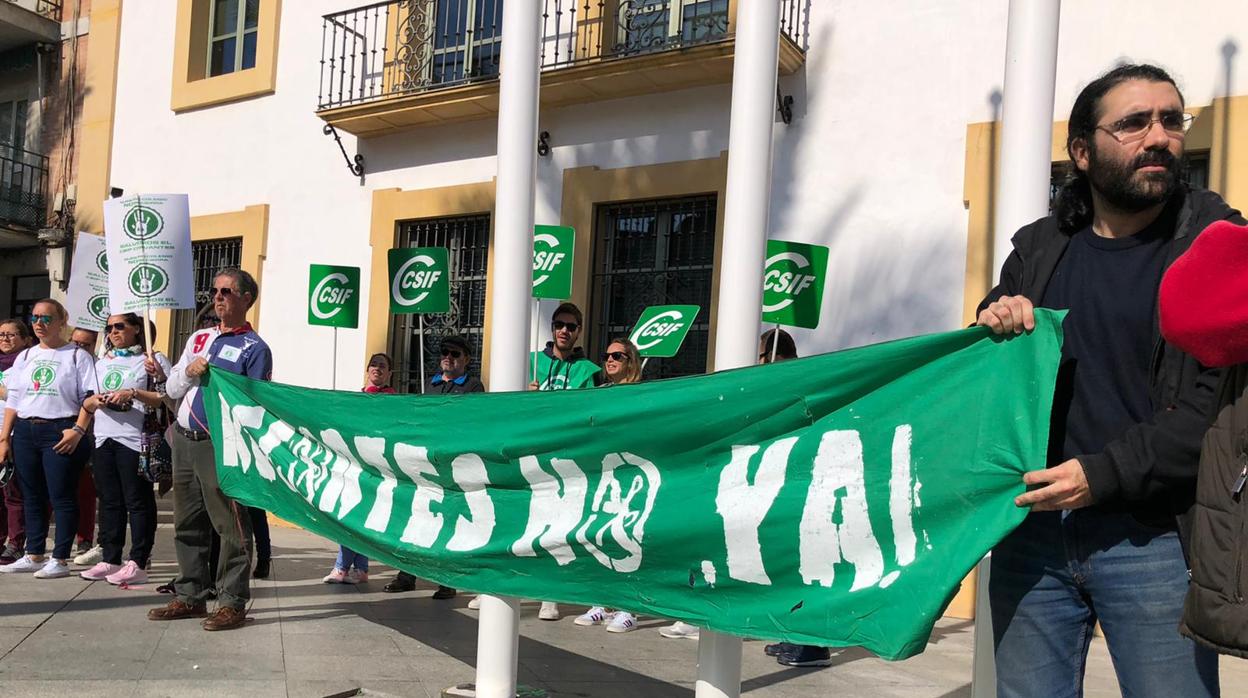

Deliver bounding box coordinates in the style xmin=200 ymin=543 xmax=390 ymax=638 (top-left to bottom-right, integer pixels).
xmin=92 ymin=352 xmax=172 ymax=452
xmin=6 ymin=344 xmax=98 ymax=420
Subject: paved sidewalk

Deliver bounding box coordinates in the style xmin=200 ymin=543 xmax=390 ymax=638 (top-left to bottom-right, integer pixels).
xmin=1 ymin=507 xmax=1244 ymax=697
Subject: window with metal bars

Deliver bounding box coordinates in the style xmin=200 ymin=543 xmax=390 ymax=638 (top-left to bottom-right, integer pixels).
xmin=168 ymin=238 xmax=243 ymax=363
xmin=393 ymin=213 xmax=491 ymax=393
xmin=590 ymin=194 xmax=716 ymax=381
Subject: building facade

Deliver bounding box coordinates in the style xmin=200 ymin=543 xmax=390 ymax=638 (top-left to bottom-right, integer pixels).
xmin=41 ymin=0 xmax=1247 ymax=622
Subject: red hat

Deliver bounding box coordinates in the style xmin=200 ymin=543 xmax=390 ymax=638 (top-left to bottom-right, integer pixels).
xmin=1160 ymin=219 xmax=1248 ymax=368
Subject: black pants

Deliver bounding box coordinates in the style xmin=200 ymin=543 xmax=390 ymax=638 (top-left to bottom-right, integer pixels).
xmin=92 ymin=438 xmax=157 ymax=567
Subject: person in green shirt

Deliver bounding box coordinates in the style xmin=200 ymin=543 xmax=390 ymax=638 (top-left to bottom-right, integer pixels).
xmin=528 ymin=302 xmax=600 ymax=392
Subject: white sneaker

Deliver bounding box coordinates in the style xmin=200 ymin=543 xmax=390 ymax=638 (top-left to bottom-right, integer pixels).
xmin=659 ymin=621 xmax=700 ymax=639
xmin=33 ymin=559 xmax=70 ymax=579
xmin=0 ymin=555 xmax=44 ymax=573
xmin=73 ymin=545 xmax=103 ymax=567
xmin=606 ymin=611 xmax=638 ymax=634
xmin=538 ymin=602 xmax=561 ymax=621
xmin=575 ymin=606 xmax=611 ymax=626
xmin=467 ymin=595 xmax=481 ymax=610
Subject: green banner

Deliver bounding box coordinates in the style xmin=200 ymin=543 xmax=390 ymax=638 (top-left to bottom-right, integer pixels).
xmin=308 ymin=264 xmax=360 ymax=328
xmin=532 ymin=225 xmax=575 ymax=300
xmin=629 ymin=305 xmax=700 ymax=358
xmin=389 ymin=248 xmax=450 ymax=314
xmin=204 ymin=311 xmax=1063 ymax=660
xmin=762 ymin=240 xmax=829 ymax=329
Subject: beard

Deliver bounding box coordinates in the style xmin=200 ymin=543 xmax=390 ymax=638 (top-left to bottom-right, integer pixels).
xmin=1087 ymin=144 xmax=1183 ymax=212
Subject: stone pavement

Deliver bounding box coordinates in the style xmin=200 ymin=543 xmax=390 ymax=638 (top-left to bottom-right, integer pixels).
xmin=1 ymin=505 xmax=1245 ymax=698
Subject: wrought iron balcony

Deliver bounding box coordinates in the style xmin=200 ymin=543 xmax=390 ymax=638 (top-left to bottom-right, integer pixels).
xmin=317 ymin=1 xmax=810 ymax=135
xmin=3 ymin=0 xmax=61 ymax=21
xmin=0 ymin=144 xmax=49 ymax=230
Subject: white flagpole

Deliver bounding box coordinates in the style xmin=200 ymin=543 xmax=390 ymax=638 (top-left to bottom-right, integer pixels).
xmin=418 ymin=314 xmax=426 ymax=389
xmin=464 ymin=1 xmax=541 ymax=696
xmin=702 ymin=0 xmax=784 ymax=695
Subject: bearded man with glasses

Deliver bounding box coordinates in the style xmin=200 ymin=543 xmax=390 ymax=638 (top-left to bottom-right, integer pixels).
xmin=148 ymin=267 xmax=272 ymax=632
xmin=975 ymin=64 xmax=1244 ymax=697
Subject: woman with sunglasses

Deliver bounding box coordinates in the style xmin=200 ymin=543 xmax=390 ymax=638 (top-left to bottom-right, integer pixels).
xmin=0 ymin=300 xmax=97 ymax=579
xmin=324 ymin=353 xmax=397 ymax=585
xmin=575 ymin=338 xmax=644 ymax=633
xmin=76 ymin=314 xmax=171 ymax=585
xmin=0 ymin=318 xmax=32 ymax=564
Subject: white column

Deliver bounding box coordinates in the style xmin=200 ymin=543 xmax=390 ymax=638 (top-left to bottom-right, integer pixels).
xmin=698 ymin=1 xmax=784 ymax=696
xmin=975 ymin=4 xmax=1060 ymax=698
xmin=472 ymin=2 xmax=542 ymax=697
xmin=991 ymin=0 xmax=1062 ymax=276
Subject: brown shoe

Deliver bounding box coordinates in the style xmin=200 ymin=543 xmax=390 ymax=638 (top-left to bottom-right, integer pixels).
xmin=147 ymin=599 xmax=207 ymax=621
xmin=201 ymin=606 xmax=247 ymax=631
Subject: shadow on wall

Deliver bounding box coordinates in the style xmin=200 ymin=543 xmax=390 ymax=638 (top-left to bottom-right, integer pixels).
xmin=359 ymin=118 xmax=501 ymax=176
xmin=1219 ymin=38 xmax=1238 ymax=195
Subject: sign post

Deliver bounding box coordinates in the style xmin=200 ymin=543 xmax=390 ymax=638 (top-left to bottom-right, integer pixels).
xmin=389 ymin=248 xmax=450 ymax=390
xmin=308 ymin=264 xmax=361 ymax=389
xmin=531 ymin=224 xmax=576 ymax=379
xmin=760 ymin=239 xmax=829 ymax=360
xmin=65 ymin=232 xmax=111 ymax=331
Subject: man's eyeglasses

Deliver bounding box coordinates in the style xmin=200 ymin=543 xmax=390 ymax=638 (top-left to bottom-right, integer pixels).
xmin=603 ymin=351 xmax=628 ymax=362
xmin=552 ymin=320 xmax=580 ymax=333
xmin=105 ymin=322 xmax=130 ymax=332
xmin=1096 ymin=111 xmax=1194 ymax=144
xmin=29 ymin=314 xmax=54 ymax=325
xmin=440 ymin=349 xmax=464 ymax=359
xmin=210 ymin=287 xmax=235 ymax=298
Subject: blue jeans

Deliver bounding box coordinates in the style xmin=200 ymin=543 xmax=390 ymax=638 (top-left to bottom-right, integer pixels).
xmin=990 ymin=509 xmax=1219 ymax=698
xmin=12 ymin=418 xmax=91 ymax=560
xmin=335 ymin=545 xmax=368 ymax=572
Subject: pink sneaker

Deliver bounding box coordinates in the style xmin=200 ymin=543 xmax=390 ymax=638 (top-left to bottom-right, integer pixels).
xmin=106 ymin=560 xmax=148 ymax=586
xmin=322 ymin=568 xmax=348 ymax=584
xmin=80 ymin=562 xmax=122 ymax=581
xmin=345 ymin=569 xmax=368 ymax=585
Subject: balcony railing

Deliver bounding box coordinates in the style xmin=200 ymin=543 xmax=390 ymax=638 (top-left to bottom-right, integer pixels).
xmin=318 ymin=1 xmax=810 ymax=112
xmin=3 ymin=0 xmax=63 ymax=20
xmin=0 ymin=145 xmax=49 ymax=230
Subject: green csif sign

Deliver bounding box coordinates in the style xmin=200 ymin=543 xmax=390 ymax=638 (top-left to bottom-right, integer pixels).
xmin=532 ymin=225 xmax=575 ymax=300
xmin=389 ymin=248 xmax=450 ymax=315
xmin=761 ymin=240 xmax=829 ymax=330
xmin=308 ymin=264 xmax=361 ymax=329
xmin=629 ymin=305 xmax=700 ymax=358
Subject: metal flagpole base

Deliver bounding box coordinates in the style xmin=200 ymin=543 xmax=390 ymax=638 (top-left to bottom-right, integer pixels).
xmin=441 ymin=686 xmax=547 ymax=698
xmin=695 ymin=629 xmax=743 ymax=698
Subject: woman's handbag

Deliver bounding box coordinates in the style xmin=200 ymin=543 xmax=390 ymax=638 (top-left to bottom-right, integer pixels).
xmin=138 ymin=375 xmax=173 ymax=485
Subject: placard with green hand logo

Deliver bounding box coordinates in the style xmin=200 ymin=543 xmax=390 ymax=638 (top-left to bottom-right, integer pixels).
xmin=389 ymin=248 xmax=450 ymax=314
xmin=629 ymin=305 xmax=701 ymax=358
xmin=761 ymin=240 xmax=829 ymax=329
xmin=65 ymin=231 xmax=111 ymax=330
xmin=532 ymin=225 xmax=575 ymax=300
xmin=308 ymin=264 xmax=361 ymax=328
xmin=103 ymin=194 xmax=195 ymax=313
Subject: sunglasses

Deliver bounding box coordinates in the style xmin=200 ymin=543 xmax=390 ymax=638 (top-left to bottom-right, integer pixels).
xmin=210 ymin=287 xmax=235 ymax=298
xmin=29 ymin=314 xmax=54 ymax=325
xmin=603 ymin=351 xmax=629 ymax=362
xmin=440 ymin=349 xmax=464 ymax=359
xmin=552 ymin=320 xmax=580 ymax=332
xmin=105 ymin=322 xmax=132 ymax=332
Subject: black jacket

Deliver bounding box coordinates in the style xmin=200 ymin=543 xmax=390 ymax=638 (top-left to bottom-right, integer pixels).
xmin=978 ymin=187 xmax=1245 ymax=536
xmin=1180 ymin=363 xmax=1248 ymax=657
xmin=421 ymin=373 xmax=484 ymax=395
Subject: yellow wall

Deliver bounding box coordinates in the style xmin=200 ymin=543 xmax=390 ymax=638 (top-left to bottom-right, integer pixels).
xmin=153 ymin=204 xmax=269 ymax=356
xmin=76 ymin=0 xmax=124 ymax=235
xmin=171 ymin=0 xmax=282 ymax=112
